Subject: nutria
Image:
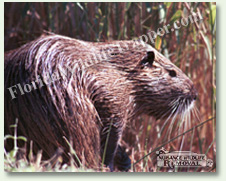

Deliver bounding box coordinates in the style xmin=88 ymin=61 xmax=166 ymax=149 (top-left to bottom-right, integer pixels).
xmin=4 ymin=34 xmax=197 ymax=171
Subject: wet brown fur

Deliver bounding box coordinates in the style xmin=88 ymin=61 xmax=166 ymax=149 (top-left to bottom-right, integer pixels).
xmin=4 ymin=34 xmax=197 ymax=170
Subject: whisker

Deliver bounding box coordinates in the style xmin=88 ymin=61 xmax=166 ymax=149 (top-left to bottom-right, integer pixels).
xmin=167 ymin=105 xmax=180 ymax=140
xmin=178 ymin=106 xmax=186 ymax=135
xmin=160 ymin=101 xmax=179 ymax=134
xmin=193 ymin=106 xmax=201 ymax=123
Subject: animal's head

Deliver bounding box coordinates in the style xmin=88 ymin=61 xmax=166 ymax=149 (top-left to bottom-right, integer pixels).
xmin=127 ymin=44 xmax=197 ymax=120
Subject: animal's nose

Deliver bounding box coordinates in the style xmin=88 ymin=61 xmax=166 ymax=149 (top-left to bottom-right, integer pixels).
xmin=193 ymin=93 xmax=197 ymax=100
xmin=190 ymin=86 xmax=198 ymax=100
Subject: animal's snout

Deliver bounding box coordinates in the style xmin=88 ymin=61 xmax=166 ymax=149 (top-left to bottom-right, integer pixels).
xmin=190 ymin=85 xmax=198 ymax=101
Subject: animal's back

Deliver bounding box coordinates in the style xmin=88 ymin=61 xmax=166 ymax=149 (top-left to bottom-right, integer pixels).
xmin=4 ymin=35 xmax=104 ymax=167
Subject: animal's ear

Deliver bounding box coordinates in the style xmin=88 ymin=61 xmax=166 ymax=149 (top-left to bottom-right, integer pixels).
xmin=140 ymin=51 xmax=155 ymax=67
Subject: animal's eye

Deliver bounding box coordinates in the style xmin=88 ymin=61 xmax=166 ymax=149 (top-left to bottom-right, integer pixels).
xmin=140 ymin=51 xmax=155 ymax=67
xmin=169 ymin=70 xmax=177 ymax=77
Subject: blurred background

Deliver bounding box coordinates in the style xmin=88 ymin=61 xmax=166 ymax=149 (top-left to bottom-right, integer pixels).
xmin=4 ymin=2 xmax=216 ymax=172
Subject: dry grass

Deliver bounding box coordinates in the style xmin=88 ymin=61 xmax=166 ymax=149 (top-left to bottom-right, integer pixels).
xmin=4 ymin=2 xmax=216 ymax=172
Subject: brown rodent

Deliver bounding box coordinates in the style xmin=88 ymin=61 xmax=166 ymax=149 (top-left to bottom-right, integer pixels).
xmin=4 ymin=34 xmax=197 ymax=171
